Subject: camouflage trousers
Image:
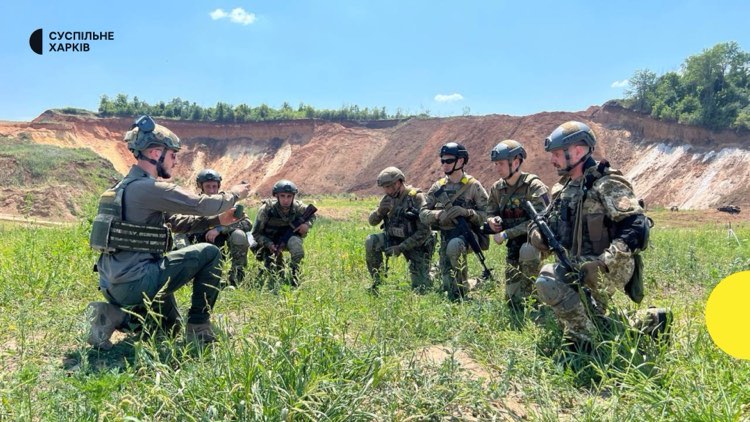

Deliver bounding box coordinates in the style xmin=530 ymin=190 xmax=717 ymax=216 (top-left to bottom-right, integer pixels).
xmin=438 ymin=233 xmax=471 ymax=301
xmin=255 ymin=235 xmax=305 ymax=286
xmin=504 ymin=238 xmax=541 ymax=307
xmin=365 ymin=233 xmax=435 ymax=292
xmin=101 ymin=243 xmax=222 ymax=330
xmin=535 ymin=239 xmax=645 ymax=342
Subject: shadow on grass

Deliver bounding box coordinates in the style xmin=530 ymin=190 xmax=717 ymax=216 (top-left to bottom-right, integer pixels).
xmin=62 ymin=335 xmax=139 ymax=374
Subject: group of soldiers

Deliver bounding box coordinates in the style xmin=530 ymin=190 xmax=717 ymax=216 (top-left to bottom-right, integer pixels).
xmin=86 ymin=115 xmax=670 ymax=351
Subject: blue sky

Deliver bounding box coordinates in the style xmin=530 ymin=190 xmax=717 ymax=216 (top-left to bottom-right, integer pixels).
xmin=1 ymin=1 xmax=749 ymax=121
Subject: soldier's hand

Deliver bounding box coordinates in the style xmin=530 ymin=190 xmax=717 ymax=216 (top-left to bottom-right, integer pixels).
xmin=487 ymin=216 xmax=503 ymax=233
xmin=580 ymin=260 xmax=608 ymax=288
xmin=528 ymin=225 xmax=549 ymax=250
xmin=268 ymin=243 xmax=280 ymax=255
xmin=438 ymin=209 xmax=452 ymax=225
xmin=294 ymin=222 xmax=310 ymax=236
xmin=206 ymin=228 xmax=221 ymax=243
xmin=229 ymin=182 xmax=250 ymax=200
xmin=384 ymin=244 xmax=402 ymax=257
xmin=219 ymin=208 xmax=240 ymax=225
xmin=377 ymin=196 xmax=394 ymax=217
xmin=493 ymin=231 xmax=507 ymax=245
xmin=444 ymin=206 xmax=469 ymax=220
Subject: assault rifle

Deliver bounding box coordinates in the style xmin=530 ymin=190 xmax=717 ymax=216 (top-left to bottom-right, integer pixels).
xmin=520 ymin=200 xmax=575 ymax=274
xmin=522 ymin=200 xmax=602 ymax=313
xmin=272 ymin=204 xmax=318 ymax=256
xmin=435 ymin=188 xmax=493 ymax=281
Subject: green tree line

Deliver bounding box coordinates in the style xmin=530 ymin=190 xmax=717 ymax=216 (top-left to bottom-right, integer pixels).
xmin=98 ymin=96 xmax=424 ymax=122
xmin=622 ymin=42 xmax=750 ymax=130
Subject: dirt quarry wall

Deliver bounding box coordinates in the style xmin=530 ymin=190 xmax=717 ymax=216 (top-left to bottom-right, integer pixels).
xmin=1 ymin=106 xmax=747 ymax=211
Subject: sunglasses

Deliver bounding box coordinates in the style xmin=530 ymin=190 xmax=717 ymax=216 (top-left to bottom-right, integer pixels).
xmin=440 ymin=158 xmax=458 ymax=164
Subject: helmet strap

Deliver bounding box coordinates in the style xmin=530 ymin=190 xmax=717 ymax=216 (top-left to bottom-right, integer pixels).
xmin=444 ymin=159 xmax=464 ymax=176
xmin=155 ymin=148 xmax=171 ymax=179
xmin=507 ymin=158 xmax=520 ymax=179
xmin=561 ymin=147 xmax=591 ymax=174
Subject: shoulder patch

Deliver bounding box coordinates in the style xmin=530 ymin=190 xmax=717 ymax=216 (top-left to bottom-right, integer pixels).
xmin=460 ymin=175 xmax=474 ymax=184
xmin=438 ymin=177 xmax=448 ymax=187
xmin=615 ymin=196 xmax=633 ymax=212
xmin=408 ymin=188 xmax=418 ymax=196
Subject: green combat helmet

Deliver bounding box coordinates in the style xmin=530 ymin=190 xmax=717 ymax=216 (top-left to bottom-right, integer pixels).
xmin=491 ymin=140 xmax=527 ymax=161
xmin=124 ymin=115 xmax=181 ymax=158
xmin=196 ymin=169 xmax=222 ymax=188
xmin=544 ymin=121 xmax=596 ymax=152
xmin=377 ymin=167 xmax=405 ymax=187
xmin=272 ymin=179 xmax=299 ymax=196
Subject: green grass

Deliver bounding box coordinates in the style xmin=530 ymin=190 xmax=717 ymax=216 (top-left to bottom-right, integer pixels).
xmin=0 ymin=199 xmax=748 ymax=420
xmin=0 ymin=136 xmax=119 ymax=190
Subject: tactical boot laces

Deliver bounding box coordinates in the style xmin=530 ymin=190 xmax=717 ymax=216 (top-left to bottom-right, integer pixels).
xmin=87 ymin=302 xmax=126 ymax=350
xmin=186 ymin=322 xmax=219 ymax=344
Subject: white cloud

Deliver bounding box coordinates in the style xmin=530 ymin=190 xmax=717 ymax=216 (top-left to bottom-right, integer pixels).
xmin=611 ymin=79 xmax=629 ymax=88
xmin=210 ymin=8 xmax=256 ymax=25
xmin=434 ymin=93 xmax=464 ymax=103
xmin=210 ymin=9 xmax=228 ymax=20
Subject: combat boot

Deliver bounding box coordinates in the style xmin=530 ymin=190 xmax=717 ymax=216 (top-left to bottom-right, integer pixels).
xmin=186 ymin=322 xmax=219 ymax=344
xmin=641 ymin=307 xmax=672 ymax=343
xmin=87 ymin=301 xmax=126 ymax=350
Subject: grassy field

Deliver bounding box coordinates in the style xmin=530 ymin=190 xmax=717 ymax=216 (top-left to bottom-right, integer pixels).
xmin=0 ymin=198 xmax=748 ymax=420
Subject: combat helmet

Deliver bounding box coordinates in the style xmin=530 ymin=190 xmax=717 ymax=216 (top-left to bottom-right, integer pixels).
xmin=377 ymin=167 xmax=405 ymax=187
xmin=439 ymin=142 xmax=469 ymax=164
xmin=196 ymin=169 xmax=222 ymax=189
xmin=544 ymin=121 xmax=596 ymax=152
xmin=491 ymin=140 xmax=527 ymax=162
xmin=272 ymin=179 xmax=299 ymax=195
xmin=124 ymin=115 xmax=181 ymax=158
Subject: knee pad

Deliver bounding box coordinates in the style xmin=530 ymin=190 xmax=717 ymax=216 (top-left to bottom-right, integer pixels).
xmin=445 ymin=237 xmax=466 ymax=260
xmin=535 ymin=273 xmax=577 ymax=311
xmin=365 ymin=234 xmax=377 ymax=254
xmin=287 ymin=236 xmax=305 ymax=260
xmin=229 ymin=229 xmax=249 ymax=247
xmin=519 ymin=242 xmax=541 ymax=263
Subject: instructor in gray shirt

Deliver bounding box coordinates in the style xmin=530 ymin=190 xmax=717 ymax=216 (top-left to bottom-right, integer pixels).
xmin=87 ymin=115 xmax=250 ymax=349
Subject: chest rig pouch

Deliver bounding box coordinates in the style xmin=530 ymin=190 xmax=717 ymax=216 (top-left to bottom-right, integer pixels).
xmin=385 ymin=191 xmax=419 ymax=240
xmin=89 ymin=177 xmax=172 ymax=254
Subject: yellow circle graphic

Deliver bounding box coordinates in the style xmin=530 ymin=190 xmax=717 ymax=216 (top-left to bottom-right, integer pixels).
xmin=705 ymin=271 xmax=750 ymax=360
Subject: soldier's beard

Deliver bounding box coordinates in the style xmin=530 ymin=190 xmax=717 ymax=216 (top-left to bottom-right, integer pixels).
xmin=555 ymin=166 xmax=570 ymax=176
xmin=157 ymin=164 xmax=171 ymax=179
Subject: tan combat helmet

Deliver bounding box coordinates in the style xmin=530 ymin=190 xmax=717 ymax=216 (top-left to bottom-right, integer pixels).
xmin=377 ymin=167 xmax=405 ymax=187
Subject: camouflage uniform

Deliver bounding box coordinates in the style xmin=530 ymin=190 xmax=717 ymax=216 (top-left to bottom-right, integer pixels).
xmin=252 ymin=198 xmax=315 ymax=286
xmin=366 ymin=185 xmax=435 ymax=292
xmin=487 ymin=172 xmax=548 ymax=306
xmin=421 ymin=174 xmax=489 ymax=300
xmin=185 ymin=216 xmax=253 ymax=286
xmin=530 ymin=121 xmax=670 ymax=345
